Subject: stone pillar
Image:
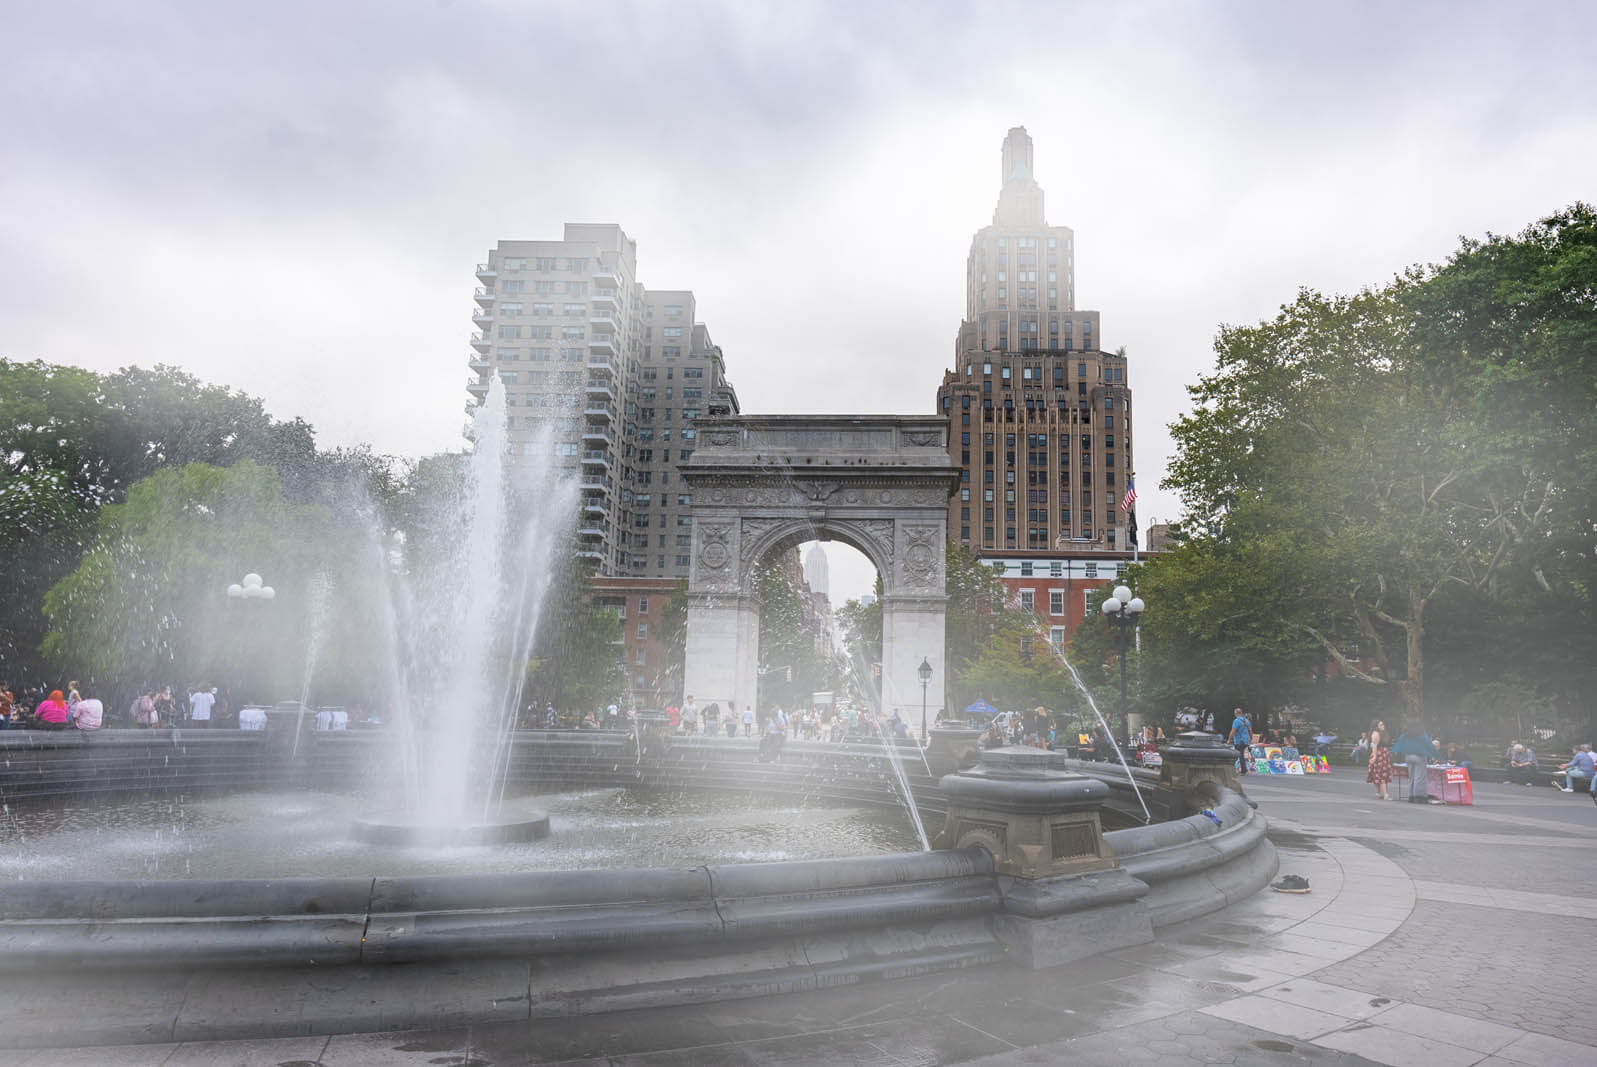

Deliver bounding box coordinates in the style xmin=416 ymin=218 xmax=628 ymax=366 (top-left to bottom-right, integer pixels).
xmin=680 ymin=591 xmax=741 ymax=715
xmin=936 ymin=747 xmax=1152 ymax=969
xmin=880 ymin=595 xmax=945 ymax=729
xmin=1158 ymin=730 xmax=1243 ymax=808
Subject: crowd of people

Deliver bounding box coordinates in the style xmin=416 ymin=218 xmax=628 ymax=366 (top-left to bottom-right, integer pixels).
xmin=0 ymin=680 xmax=227 ymax=731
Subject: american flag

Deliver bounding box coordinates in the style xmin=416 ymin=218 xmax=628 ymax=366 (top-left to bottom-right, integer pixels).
xmin=1121 ymin=476 xmax=1137 ymax=512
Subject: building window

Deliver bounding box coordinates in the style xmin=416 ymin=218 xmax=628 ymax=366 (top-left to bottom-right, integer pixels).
xmin=1019 ymin=589 xmax=1035 ymax=611
xmin=637 ymin=596 xmax=649 ymax=615
xmin=1050 ymin=590 xmax=1065 ymax=615
xmin=662 ymin=326 xmax=683 ymax=338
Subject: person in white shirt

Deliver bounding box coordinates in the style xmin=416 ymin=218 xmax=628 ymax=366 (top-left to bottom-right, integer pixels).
xmin=189 ymin=685 xmax=216 ymax=728
xmin=742 ymin=705 xmax=755 ymax=737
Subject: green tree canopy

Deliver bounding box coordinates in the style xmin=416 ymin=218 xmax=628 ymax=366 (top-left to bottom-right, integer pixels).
xmin=1155 ymin=204 xmax=1597 ymax=734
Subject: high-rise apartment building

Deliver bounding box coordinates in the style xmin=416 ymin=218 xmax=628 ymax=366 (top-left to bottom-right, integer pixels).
xmin=629 ymin=290 xmax=739 ymax=578
xmin=468 ymin=225 xmax=737 ymax=577
xmin=936 ymin=127 xmax=1134 ymax=554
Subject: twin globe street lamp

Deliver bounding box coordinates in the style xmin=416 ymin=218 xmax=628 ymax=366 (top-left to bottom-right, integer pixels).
xmin=1100 ymin=584 xmax=1144 ymax=741
xmin=917 ymin=656 xmax=933 ymax=745
xmin=226 ymin=573 xmax=276 ymax=601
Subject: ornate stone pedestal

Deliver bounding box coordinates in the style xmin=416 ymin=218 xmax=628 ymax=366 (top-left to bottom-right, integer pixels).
xmin=1158 ymin=730 xmax=1244 ymax=816
xmin=925 ymin=725 xmax=983 ymax=776
xmin=936 ymin=747 xmax=1153 ymax=969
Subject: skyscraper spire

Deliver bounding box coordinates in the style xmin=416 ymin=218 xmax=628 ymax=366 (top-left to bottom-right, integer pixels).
xmin=994 ymin=126 xmax=1046 ymax=226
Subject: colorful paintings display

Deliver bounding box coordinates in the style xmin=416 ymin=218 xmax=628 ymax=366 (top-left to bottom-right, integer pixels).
xmin=1245 ymin=746 xmax=1331 ymax=775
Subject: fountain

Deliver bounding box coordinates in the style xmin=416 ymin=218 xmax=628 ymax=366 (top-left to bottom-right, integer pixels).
xmin=350 ymin=376 xmax=574 ymax=847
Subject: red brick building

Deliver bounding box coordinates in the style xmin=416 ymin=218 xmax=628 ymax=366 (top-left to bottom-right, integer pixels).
xmin=980 ymin=548 xmax=1154 ymax=653
xmin=588 ymin=575 xmax=680 ymax=710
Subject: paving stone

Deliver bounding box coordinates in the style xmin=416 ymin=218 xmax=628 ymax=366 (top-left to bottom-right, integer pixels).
xmin=1313 ymin=1023 xmax=1482 ymax=1067
xmin=162 ymin=1035 xmax=331 ymax=1066
xmin=1200 ymin=994 xmax=1350 ymax=1040
xmin=1493 ymin=1030 xmax=1597 ymax=1067
xmin=1372 ymin=1003 xmax=1520 ymax=1054
xmin=1313 ymin=900 xmax=1597 ymax=1047
xmin=1256 ymin=978 xmax=1398 ymax=1021
xmin=7 ymin=1045 xmax=178 ymax=1066
xmin=319 ymin=1028 xmax=472 ymax=1065
xmin=967 ymin=1008 xmax=1385 ymax=1066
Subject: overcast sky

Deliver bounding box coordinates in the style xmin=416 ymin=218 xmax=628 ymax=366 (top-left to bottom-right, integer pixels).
xmin=4 ymin=1 xmax=1594 ymax=604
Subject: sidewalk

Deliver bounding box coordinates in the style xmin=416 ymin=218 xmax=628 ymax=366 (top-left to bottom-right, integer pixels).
xmin=3 ymin=774 xmax=1593 ymax=1065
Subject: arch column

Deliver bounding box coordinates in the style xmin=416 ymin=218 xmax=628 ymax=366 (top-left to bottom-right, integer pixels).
xmin=880 ymin=595 xmax=947 ymax=728
xmin=683 ymin=592 xmax=758 ymax=719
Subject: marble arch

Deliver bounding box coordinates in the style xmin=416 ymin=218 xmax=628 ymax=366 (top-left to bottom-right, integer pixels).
xmin=680 ymin=415 xmax=961 ymax=726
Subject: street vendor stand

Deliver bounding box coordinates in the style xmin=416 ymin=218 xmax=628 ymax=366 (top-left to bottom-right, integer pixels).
xmin=1395 ymin=762 xmax=1474 ymax=804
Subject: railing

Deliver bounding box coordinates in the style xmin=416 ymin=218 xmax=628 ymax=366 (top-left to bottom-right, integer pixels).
xmin=475 ymin=262 xmax=495 ymax=276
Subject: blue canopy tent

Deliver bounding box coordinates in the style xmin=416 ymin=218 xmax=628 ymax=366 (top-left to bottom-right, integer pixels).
xmin=963 ymin=699 xmax=998 ymax=720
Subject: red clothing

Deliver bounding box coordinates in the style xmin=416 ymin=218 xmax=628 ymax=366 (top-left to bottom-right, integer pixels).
xmin=34 ymin=698 xmax=70 ymax=724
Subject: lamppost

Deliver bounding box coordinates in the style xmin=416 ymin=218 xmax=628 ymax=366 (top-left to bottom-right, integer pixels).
xmin=225 ymin=573 xmax=275 ymax=711
xmin=917 ymin=657 xmax=933 ymax=745
xmin=1100 ymin=584 xmax=1144 ymax=742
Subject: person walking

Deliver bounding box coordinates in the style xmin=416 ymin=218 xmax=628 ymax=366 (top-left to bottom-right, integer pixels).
xmin=1365 ymin=718 xmax=1393 ymax=800
xmin=1227 ymin=707 xmax=1253 ymax=775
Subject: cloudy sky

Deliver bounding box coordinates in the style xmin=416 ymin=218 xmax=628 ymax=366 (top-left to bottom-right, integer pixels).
xmin=4 ymin=1 xmax=1594 ymax=602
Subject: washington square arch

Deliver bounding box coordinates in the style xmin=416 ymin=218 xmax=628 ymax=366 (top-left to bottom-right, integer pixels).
xmin=680 ymin=415 xmax=961 ymax=722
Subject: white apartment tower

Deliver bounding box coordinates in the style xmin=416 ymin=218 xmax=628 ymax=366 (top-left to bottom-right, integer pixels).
xmin=468 ymin=224 xmax=738 ymax=577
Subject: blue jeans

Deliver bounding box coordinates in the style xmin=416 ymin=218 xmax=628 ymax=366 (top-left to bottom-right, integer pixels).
xmin=1558 ymin=771 xmax=1592 ymax=791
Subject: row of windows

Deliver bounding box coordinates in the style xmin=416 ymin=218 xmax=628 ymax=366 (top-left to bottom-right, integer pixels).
xmin=499 ymin=256 xmax=589 ymax=272
xmin=498 ymin=280 xmax=588 ymax=296
xmin=963 ymin=526 xmax=1120 ymax=546
xmin=497 ymin=302 xmax=588 ymax=317
xmin=498 ymin=325 xmax=586 ymax=341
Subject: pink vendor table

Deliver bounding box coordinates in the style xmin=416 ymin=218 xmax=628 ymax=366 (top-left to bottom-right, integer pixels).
xmin=1395 ymin=763 xmax=1474 ymax=804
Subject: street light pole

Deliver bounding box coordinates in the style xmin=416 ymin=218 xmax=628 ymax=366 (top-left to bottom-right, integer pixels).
xmin=1100 ymin=584 xmax=1145 ymax=742
xmin=917 ymin=657 xmax=933 ymax=745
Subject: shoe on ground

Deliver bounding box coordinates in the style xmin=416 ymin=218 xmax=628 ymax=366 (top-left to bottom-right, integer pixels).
xmin=1558 ymin=785 xmax=1573 ymax=792
xmin=1271 ymin=875 xmax=1311 ymax=894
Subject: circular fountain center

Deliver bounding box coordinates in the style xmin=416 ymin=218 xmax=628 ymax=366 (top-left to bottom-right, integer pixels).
xmin=351 ymin=800 xmax=551 ymax=847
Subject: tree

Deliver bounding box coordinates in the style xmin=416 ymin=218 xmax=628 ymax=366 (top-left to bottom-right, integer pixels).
xmin=1 ymin=359 xmax=383 ymax=682
xmin=40 ymin=460 xmax=335 ymax=701
xmin=957 ymin=615 xmax=1076 ymax=720
xmin=1161 ymin=204 xmax=1597 ymax=730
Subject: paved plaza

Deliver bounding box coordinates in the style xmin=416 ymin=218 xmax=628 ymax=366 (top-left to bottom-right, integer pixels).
xmin=4 ymin=771 xmax=1594 ymax=1066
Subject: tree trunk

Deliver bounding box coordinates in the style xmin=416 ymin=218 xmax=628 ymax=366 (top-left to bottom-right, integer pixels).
xmin=1400 ymin=592 xmax=1425 ymax=726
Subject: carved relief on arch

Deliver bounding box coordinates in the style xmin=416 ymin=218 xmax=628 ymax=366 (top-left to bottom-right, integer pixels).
xmin=695 ymin=521 xmax=736 ymax=581
xmin=899 ymin=523 xmax=942 ymax=591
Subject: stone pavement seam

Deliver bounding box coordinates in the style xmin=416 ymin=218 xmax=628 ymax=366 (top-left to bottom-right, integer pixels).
xmin=1412 ymin=879 xmax=1597 ymax=920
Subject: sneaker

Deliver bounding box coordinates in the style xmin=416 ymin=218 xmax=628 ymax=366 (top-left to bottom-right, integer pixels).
xmin=1558 ymin=785 xmax=1573 ymax=792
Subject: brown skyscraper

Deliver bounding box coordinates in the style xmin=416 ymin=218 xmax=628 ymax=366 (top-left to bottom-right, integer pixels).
xmin=937 ymin=127 xmax=1134 ymax=554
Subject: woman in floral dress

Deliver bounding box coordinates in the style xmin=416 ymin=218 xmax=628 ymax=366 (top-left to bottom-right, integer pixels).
xmin=1365 ymin=718 xmax=1392 ymax=800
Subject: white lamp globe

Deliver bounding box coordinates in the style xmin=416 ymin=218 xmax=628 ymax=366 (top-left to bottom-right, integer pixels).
xmin=1127 ymin=597 xmax=1145 ymax=615
xmin=1101 ymin=597 xmax=1121 ymax=616
xmin=1113 ymin=585 xmax=1133 ymax=604
xmin=260 ymin=586 xmax=276 ymax=600
xmin=243 ymin=585 xmax=262 ymax=599
xmin=227 ymin=584 xmax=244 ymax=598
xmin=243 ymin=572 xmax=263 ymax=589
